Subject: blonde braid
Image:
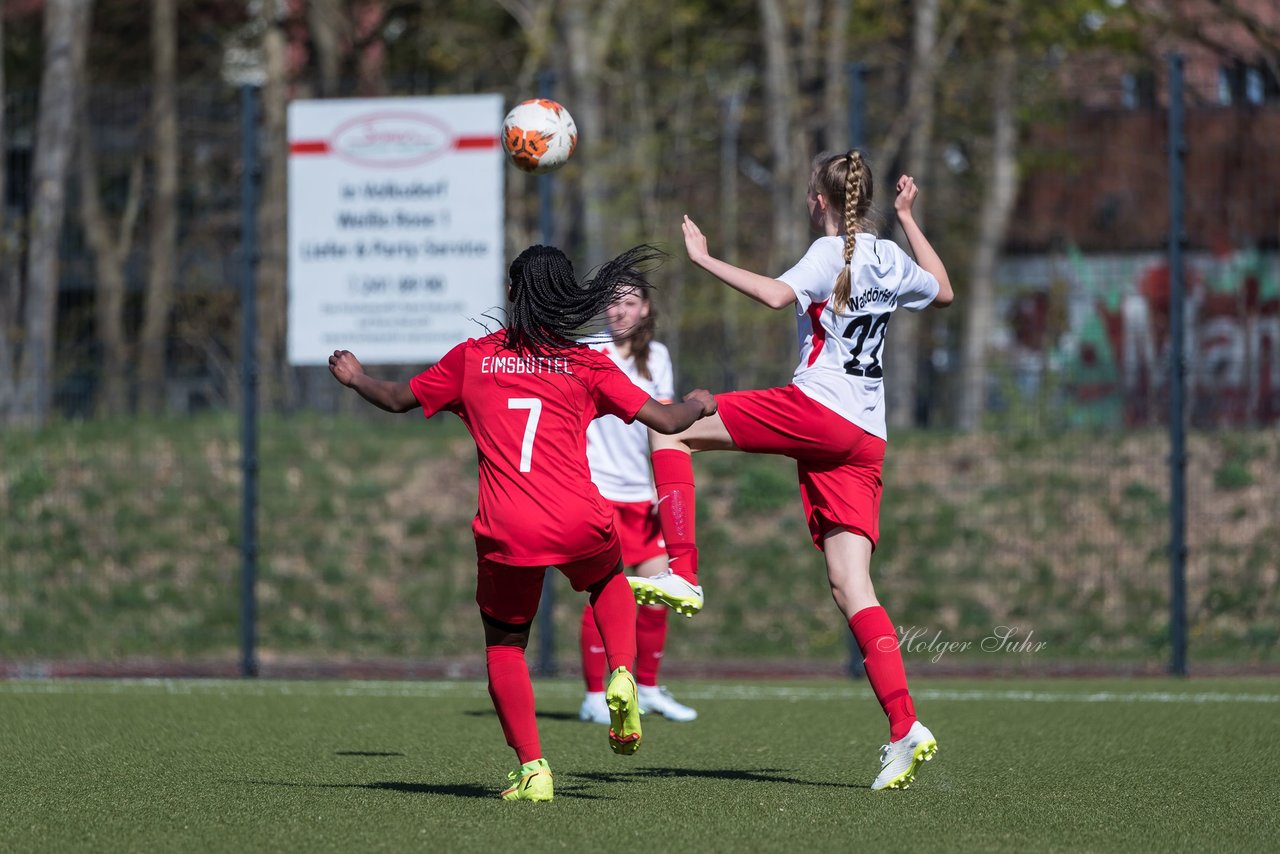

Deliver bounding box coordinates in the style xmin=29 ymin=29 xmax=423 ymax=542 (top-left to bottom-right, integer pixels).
xmin=810 ymin=149 xmax=875 ymax=312
xmin=832 ymin=150 xmax=867 ymax=312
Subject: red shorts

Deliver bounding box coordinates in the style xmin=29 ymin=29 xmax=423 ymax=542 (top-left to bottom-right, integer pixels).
xmin=716 ymin=385 xmax=886 ymax=550
xmin=475 ymin=539 xmax=624 ymax=625
xmin=608 ymin=499 xmax=666 ymax=567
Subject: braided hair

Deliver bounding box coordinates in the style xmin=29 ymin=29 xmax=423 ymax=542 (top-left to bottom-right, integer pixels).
xmin=505 ymin=244 xmax=665 ymax=361
xmin=810 ymin=149 xmax=875 ymax=313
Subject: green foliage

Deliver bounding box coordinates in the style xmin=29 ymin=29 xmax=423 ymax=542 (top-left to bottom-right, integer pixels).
xmin=729 ymin=462 xmax=795 ymax=514
xmin=1214 ymin=433 xmax=1264 ymax=491
xmin=1 ymin=417 xmax=1277 ymax=665
xmin=1215 ymin=459 xmax=1253 ymax=490
xmin=7 ymin=459 xmax=53 ymax=509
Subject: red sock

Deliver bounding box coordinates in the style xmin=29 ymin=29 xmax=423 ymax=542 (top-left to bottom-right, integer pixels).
xmin=849 ymin=606 xmax=916 ymax=741
xmin=588 ymin=572 xmax=638 ymax=673
xmin=579 ymin=603 xmax=606 ymax=692
xmin=485 ymin=645 xmax=541 ymax=764
xmin=635 ymin=604 xmax=669 ymax=687
xmin=652 ymin=449 xmax=698 ymax=583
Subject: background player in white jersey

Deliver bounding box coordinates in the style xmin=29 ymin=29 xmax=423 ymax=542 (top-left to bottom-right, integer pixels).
xmin=578 ymin=287 xmax=698 ymax=725
xmin=633 ymin=150 xmax=954 ymax=791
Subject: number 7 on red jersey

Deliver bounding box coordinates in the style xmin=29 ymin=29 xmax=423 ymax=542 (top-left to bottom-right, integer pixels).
xmin=508 ymin=397 xmax=543 ymax=472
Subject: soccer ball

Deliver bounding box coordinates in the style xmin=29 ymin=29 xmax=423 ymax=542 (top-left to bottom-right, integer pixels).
xmin=501 ymin=99 xmax=578 ymax=174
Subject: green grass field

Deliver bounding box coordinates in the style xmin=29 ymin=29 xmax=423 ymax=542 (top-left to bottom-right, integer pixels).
xmin=3 ymin=677 xmax=1277 ymax=852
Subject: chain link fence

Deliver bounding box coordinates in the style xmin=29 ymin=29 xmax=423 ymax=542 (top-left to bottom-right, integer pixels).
xmin=2 ymin=62 xmax=1277 ymax=677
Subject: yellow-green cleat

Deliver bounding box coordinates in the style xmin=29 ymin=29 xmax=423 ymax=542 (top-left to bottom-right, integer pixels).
xmin=500 ymin=758 xmax=553 ymax=801
xmin=606 ymin=666 xmax=643 ymax=755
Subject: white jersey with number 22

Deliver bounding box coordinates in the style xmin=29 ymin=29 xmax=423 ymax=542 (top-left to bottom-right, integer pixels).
xmin=584 ymin=340 xmax=674 ymax=502
xmin=778 ymin=234 xmax=939 ymax=441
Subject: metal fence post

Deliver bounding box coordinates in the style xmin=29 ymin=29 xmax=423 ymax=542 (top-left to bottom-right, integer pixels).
xmin=1167 ymin=55 xmax=1188 ymax=677
xmin=239 ymin=84 xmax=260 ymax=678
xmin=847 ymin=61 xmax=866 ymax=150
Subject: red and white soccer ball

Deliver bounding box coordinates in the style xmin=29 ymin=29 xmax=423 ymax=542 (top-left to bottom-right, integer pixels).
xmin=501 ymin=99 xmax=578 ymax=175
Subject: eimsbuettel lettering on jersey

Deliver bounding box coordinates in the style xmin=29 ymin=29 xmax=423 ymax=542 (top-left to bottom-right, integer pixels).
xmin=479 ymin=355 xmax=574 ymax=375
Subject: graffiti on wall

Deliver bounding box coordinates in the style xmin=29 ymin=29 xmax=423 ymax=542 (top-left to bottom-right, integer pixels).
xmin=998 ymin=247 xmax=1280 ymax=427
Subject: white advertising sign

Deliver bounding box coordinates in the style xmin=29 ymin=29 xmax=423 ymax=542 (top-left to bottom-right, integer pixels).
xmin=287 ymin=95 xmax=504 ymax=365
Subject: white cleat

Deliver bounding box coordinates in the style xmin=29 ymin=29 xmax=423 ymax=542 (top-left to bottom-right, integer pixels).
xmin=871 ymin=721 xmax=938 ymax=791
xmin=578 ymin=691 xmax=611 ymax=725
xmin=629 ymin=571 xmax=704 ymax=617
xmin=638 ymin=684 xmax=698 ymax=722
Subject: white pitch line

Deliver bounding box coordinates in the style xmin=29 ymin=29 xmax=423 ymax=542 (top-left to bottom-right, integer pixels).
xmin=666 ymin=685 xmax=1280 ymax=704
xmin=0 ymin=679 xmax=488 ymax=699
xmin=0 ymin=679 xmax=1277 ymax=704
xmin=915 ymin=688 xmax=1280 ymax=705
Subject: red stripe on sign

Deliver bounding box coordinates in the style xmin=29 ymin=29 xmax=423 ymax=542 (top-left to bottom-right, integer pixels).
xmin=290 ymin=140 xmax=330 ymax=155
xmin=454 ymin=135 xmax=499 ymax=150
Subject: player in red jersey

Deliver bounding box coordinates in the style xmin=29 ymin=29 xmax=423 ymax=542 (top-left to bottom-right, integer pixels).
xmin=329 ymin=244 xmax=716 ymax=802
xmin=633 ymin=151 xmax=954 ymax=791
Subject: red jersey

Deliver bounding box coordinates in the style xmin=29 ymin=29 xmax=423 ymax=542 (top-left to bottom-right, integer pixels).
xmin=409 ymin=330 xmax=651 ymax=566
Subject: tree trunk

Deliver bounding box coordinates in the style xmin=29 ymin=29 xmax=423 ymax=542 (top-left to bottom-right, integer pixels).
xmin=563 ymin=0 xmax=625 ymax=268
xmin=0 ymin=7 xmax=14 ymax=413
xmin=957 ymin=14 xmax=1018 ymax=432
xmin=355 ymin=0 xmax=386 ymax=97
xmin=874 ymin=0 xmax=970 ymax=172
xmin=493 ymin=0 xmax=556 ymax=257
xmin=493 ymin=0 xmax=556 ymax=96
xmin=10 ymin=0 xmax=92 ymax=426
xmin=719 ymin=74 xmax=749 ymax=392
xmin=822 ymin=0 xmax=852 ymax=152
xmin=138 ymin=0 xmax=178 ymax=416
xmin=307 ymin=0 xmax=346 ymax=97
xmin=615 ymin=12 xmax=698 ymax=389
xmin=886 ymin=0 xmax=940 ymax=429
xmin=797 ymin=0 xmax=822 ymax=109
xmin=665 ymin=69 xmax=697 ymax=392
xmin=78 ymin=105 xmax=144 ymax=418
xmin=759 ymin=0 xmax=806 ymax=272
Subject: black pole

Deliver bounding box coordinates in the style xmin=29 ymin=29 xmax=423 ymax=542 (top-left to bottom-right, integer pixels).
xmin=846 ymin=60 xmax=868 ymax=680
xmin=1167 ymin=55 xmax=1188 ymax=677
xmin=239 ymin=85 xmax=260 ymax=678
xmin=535 ymin=69 xmax=558 ymax=677
xmin=847 ymin=61 xmax=867 ymax=149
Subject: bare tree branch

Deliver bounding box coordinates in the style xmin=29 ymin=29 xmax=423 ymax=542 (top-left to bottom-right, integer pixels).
xmin=874 ymin=0 xmax=974 ymax=172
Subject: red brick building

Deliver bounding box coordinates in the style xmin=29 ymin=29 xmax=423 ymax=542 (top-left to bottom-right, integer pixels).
xmin=1008 ymin=0 xmax=1280 ymax=253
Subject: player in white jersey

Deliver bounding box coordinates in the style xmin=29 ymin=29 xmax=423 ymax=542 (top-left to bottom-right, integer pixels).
xmin=578 ymin=287 xmax=698 ymax=725
xmin=633 ymin=150 xmax=954 ymax=790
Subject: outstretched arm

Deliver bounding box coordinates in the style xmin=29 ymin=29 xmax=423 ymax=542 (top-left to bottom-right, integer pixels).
xmin=635 ymin=388 xmax=717 ymax=435
xmin=683 ymin=216 xmax=796 ymax=310
xmin=894 ymin=176 xmax=954 ymax=307
xmin=329 ymin=349 xmax=420 ymax=413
